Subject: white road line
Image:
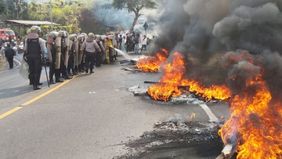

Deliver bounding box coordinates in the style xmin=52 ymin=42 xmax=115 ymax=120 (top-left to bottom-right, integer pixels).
xmin=198 ymin=103 xmax=219 ymax=123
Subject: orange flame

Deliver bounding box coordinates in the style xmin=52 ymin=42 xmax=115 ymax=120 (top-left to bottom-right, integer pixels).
xmin=136 ymin=49 xmax=168 ymax=72
xmin=148 ymin=52 xmax=231 ymax=101
xmin=148 ymin=52 xmax=185 ymax=101
xmin=219 ymin=75 xmax=282 ymax=159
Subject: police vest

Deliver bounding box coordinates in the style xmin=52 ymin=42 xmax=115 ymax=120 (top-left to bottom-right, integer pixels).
xmin=27 ymin=38 xmax=41 ymax=58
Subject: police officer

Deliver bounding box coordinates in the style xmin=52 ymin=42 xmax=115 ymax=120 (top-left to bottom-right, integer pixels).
xmin=4 ymin=43 xmax=16 ymax=69
xmin=73 ymin=34 xmax=79 ymax=75
xmin=68 ymin=34 xmax=78 ymax=76
xmin=81 ymin=33 xmax=101 ymax=74
xmin=77 ymin=33 xmax=87 ymax=73
xmin=54 ymin=31 xmax=63 ymax=82
xmin=59 ymin=31 xmax=71 ymax=79
xmin=24 ymin=26 xmax=46 ymax=90
xmin=47 ymin=31 xmax=58 ymax=84
xmin=95 ymin=35 xmax=106 ymax=67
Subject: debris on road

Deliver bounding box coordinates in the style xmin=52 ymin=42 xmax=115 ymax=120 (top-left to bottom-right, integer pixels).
xmin=128 ymin=85 xmax=147 ymax=96
xmin=114 ymin=119 xmax=226 ymax=159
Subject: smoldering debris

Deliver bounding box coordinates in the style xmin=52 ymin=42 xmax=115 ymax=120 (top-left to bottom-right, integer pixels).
xmin=128 ymin=84 xmax=223 ymax=104
xmin=113 ymin=120 xmax=232 ymax=159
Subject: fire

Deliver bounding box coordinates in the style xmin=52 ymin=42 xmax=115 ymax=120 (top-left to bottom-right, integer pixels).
xmin=136 ymin=49 xmax=168 ymax=72
xmin=181 ymin=80 xmax=231 ymax=101
xmin=148 ymin=51 xmax=185 ymax=101
xmin=148 ymin=52 xmax=231 ymax=101
xmin=219 ymin=75 xmax=282 ymax=159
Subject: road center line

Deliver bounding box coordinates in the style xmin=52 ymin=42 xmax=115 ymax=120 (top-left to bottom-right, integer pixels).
xmin=0 ymin=77 xmax=74 ymax=120
xmin=0 ymin=107 xmax=23 ymax=120
xmin=21 ymin=79 xmax=73 ymax=106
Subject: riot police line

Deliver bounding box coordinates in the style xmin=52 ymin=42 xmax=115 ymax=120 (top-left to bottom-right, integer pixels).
xmin=23 ymin=26 xmax=115 ymax=90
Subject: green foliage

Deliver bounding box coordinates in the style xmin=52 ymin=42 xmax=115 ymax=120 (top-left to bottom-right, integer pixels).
xmin=0 ymin=0 xmax=115 ymax=34
xmin=0 ymin=0 xmax=29 ymax=19
xmin=112 ymin=0 xmax=156 ymax=31
xmin=27 ymin=0 xmax=84 ymax=33
xmin=113 ymin=0 xmax=156 ymax=14
xmin=0 ymin=0 xmax=5 ymax=15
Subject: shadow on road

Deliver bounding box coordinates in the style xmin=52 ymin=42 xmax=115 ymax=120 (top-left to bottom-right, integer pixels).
xmin=0 ymin=85 xmax=33 ymax=99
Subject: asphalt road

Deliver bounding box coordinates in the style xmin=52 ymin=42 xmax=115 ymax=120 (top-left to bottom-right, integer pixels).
xmin=0 ymin=59 xmax=229 ymax=159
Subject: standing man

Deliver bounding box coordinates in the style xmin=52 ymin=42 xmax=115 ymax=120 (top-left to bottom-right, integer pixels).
xmin=24 ymin=26 xmax=46 ymax=90
xmin=141 ymin=35 xmax=148 ymax=53
xmin=47 ymin=31 xmax=58 ymax=84
xmin=134 ymin=33 xmax=140 ymax=54
xmin=59 ymin=31 xmax=71 ymax=79
xmin=118 ymin=34 xmax=122 ymax=50
xmin=54 ymin=31 xmax=64 ymax=82
xmin=105 ymin=36 xmax=113 ymax=64
xmin=4 ymin=43 xmax=16 ymax=69
xmin=96 ymin=35 xmax=105 ymax=67
xmin=77 ymin=33 xmax=87 ymax=73
xmin=68 ymin=34 xmax=77 ymax=75
xmin=81 ymin=33 xmax=101 ymax=74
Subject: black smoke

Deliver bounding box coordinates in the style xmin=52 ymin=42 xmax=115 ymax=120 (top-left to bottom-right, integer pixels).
xmin=151 ymin=0 xmax=282 ymax=99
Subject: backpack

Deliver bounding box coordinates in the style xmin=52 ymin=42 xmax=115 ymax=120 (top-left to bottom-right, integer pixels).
xmin=27 ymin=38 xmax=41 ymax=58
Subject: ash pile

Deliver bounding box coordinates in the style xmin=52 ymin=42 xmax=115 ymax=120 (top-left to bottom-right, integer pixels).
xmin=114 ymin=117 xmax=230 ymax=159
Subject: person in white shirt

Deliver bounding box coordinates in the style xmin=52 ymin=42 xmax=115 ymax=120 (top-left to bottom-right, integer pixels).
xmin=81 ymin=33 xmax=101 ymax=74
xmin=141 ymin=35 xmax=148 ymax=53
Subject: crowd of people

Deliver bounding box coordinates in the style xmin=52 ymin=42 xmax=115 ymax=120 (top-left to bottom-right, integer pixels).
xmin=0 ymin=26 xmax=153 ymax=91
xmin=117 ymin=31 xmax=153 ymax=54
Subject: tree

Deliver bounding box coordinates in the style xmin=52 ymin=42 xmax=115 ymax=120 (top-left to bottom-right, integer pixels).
xmin=112 ymin=0 xmax=156 ymax=32
xmin=0 ymin=0 xmax=5 ymax=15
xmin=27 ymin=1 xmax=85 ymax=33
xmin=2 ymin=0 xmax=28 ymax=19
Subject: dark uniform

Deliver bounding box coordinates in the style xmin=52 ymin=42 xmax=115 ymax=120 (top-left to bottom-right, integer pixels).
xmin=4 ymin=45 xmax=16 ymax=69
xmin=68 ymin=40 xmax=75 ymax=75
xmin=96 ymin=38 xmax=106 ymax=67
xmin=60 ymin=35 xmax=71 ymax=79
xmin=25 ymin=38 xmax=43 ymax=90
xmin=48 ymin=41 xmax=56 ymax=84
xmin=61 ymin=37 xmax=67 ymax=78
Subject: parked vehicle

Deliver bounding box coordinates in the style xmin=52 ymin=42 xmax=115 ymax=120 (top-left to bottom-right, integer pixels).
xmin=0 ymin=28 xmax=16 ymax=42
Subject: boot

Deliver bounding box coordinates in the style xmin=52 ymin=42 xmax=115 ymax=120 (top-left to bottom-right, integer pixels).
xmin=73 ymin=67 xmax=78 ymax=75
xmin=50 ymin=78 xmax=55 ymax=84
xmin=56 ymin=78 xmax=64 ymax=83
xmin=55 ymin=69 xmax=64 ymax=82
xmin=63 ymin=74 xmax=72 ymax=79
xmin=33 ymin=85 xmax=41 ymax=90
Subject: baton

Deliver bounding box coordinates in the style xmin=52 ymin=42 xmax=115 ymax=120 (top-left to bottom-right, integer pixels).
xmin=43 ymin=58 xmax=50 ymax=88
